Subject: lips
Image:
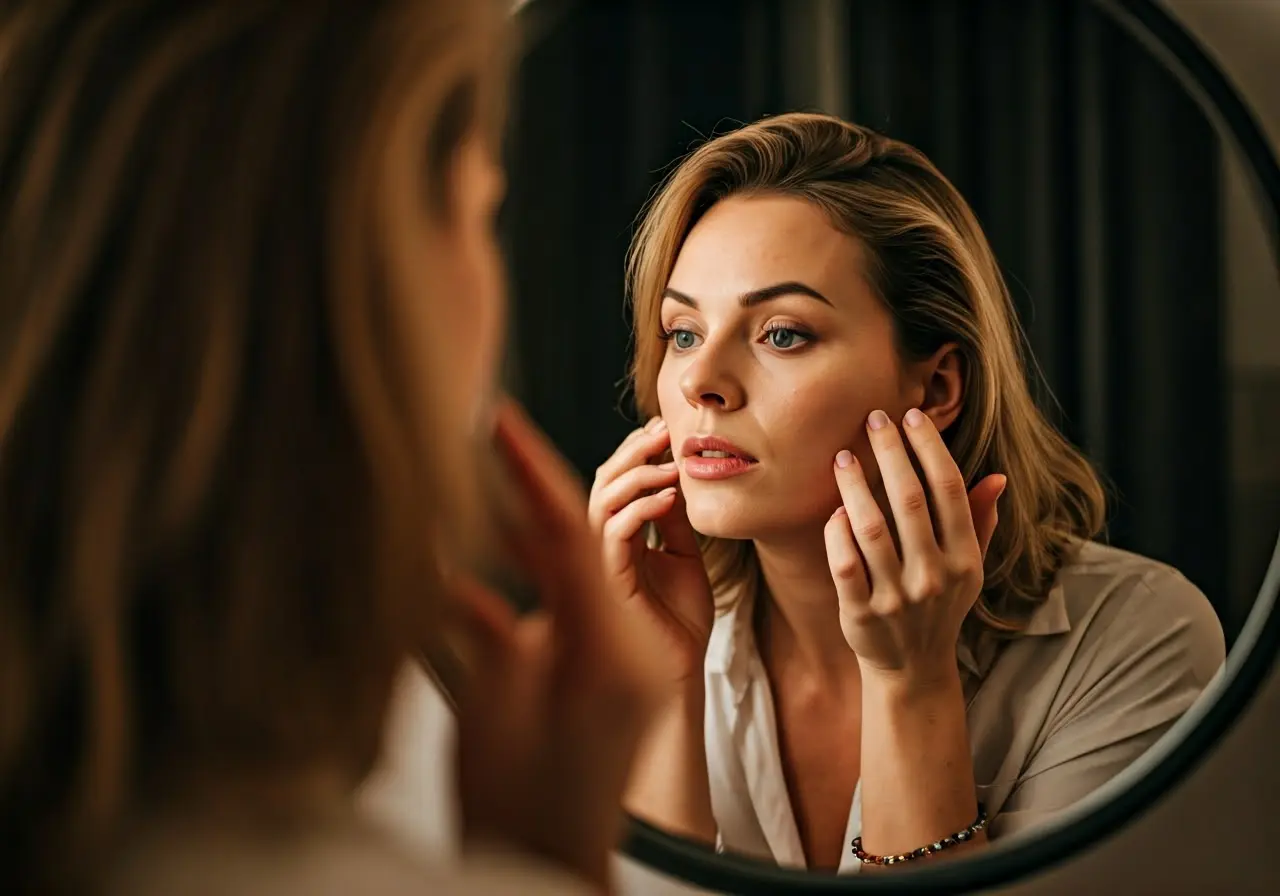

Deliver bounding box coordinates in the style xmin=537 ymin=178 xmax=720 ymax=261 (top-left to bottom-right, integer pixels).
xmin=680 ymin=435 xmax=760 ymax=482
xmin=680 ymin=435 xmax=757 ymax=462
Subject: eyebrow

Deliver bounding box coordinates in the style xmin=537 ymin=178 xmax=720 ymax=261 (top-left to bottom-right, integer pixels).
xmin=661 ymin=281 xmax=833 ymax=309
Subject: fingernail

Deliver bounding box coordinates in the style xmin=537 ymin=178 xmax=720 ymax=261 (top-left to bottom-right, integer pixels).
xmin=835 ymin=449 xmax=853 ymax=468
xmin=658 ymin=461 xmax=678 ymax=471
xmin=647 ymin=417 xmax=666 ymax=433
xmin=995 ymin=474 xmax=1008 ymax=497
xmin=832 ymin=505 xmax=848 ymax=518
xmin=659 ymin=486 xmax=677 ymax=498
xmin=868 ymin=409 xmax=889 ymax=431
xmin=904 ymin=408 xmax=926 ymax=428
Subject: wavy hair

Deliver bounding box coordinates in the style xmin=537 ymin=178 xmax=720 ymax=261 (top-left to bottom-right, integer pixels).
xmin=627 ymin=113 xmax=1106 ymax=653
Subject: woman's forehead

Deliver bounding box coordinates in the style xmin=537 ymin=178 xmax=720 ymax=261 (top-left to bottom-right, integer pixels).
xmin=669 ymin=195 xmax=869 ymax=309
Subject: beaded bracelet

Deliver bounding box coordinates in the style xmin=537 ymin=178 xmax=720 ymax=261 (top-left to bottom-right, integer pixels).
xmin=851 ymin=804 xmax=989 ymax=866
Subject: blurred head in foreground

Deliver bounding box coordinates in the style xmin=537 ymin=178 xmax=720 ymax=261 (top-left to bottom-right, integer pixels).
xmin=0 ymin=0 xmax=511 ymax=887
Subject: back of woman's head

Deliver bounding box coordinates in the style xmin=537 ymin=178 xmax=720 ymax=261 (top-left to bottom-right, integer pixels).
xmin=0 ymin=0 xmax=507 ymax=887
xmin=627 ymin=112 xmax=1105 ymax=642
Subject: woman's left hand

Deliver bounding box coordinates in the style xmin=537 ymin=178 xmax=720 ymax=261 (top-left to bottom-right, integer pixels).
xmin=825 ymin=407 xmax=1007 ymax=685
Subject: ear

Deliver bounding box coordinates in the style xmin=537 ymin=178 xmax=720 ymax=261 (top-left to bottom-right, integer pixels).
xmin=913 ymin=343 xmax=964 ymax=433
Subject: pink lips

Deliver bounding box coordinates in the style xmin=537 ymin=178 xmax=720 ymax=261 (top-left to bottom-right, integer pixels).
xmin=680 ymin=435 xmax=759 ymax=481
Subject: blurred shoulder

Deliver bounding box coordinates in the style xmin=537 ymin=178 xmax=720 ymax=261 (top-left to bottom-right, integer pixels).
xmin=104 ymin=813 xmax=593 ymax=896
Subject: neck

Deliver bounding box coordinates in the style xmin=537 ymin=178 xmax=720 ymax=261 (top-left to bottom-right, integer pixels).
xmin=754 ymin=525 xmax=863 ymax=695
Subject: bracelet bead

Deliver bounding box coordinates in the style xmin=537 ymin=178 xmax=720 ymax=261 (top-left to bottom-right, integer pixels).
xmin=850 ymin=804 xmax=988 ymax=866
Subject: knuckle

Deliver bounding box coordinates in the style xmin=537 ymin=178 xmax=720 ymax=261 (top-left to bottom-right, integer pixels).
xmin=854 ymin=519 xmax=888 ymax=543
xmin=937 ymin=473 xmax=969 ymax=502
xmin=954 ymin=557 xmax=985 ymax=588
xmin=601 ymin=514 xmax=626 ymax=543
xmin=899 ymin=488 xmax=929 ymax=515
xmin=874 ymin=593 xmax=905 ymax=617
xmin=840 ymin=606 xmax=876 ymax=628
xmin=905 ymin=571 xmax=943 ymax=601
xmin=830 ymin=555 xmax=862 ymax=582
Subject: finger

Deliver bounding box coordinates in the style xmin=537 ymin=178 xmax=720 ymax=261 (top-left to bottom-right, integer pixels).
xmin=600 ymin=487 xmax=677 ymax=579
xmin=491 ymin=399 xmax=606 ymax=639
xmin=864 ymin=409 xmax=939 ymax=563
xmin=620 ymin=424 xmax=648 ymax=446
xmin=493 ymin=398 xmax=591 ymax=546
xmin=588 ymin=461 xmax=679 ymax=530
xmin=900 ymin=407 xmax=977 ymax=551
xmin=969 ymin=474 xmax=1007 ymax=560
xmin=653 ymin=483 xmax=701 ymax=558
xmin=832 ymin=448 xmax=901 ymax=586
xmin=593 ymin=417 xmax=671 ymax=488
xmin=824 ymin=505 xmax=871 ymax=618
xmin=608 ymin=423 xmax=650 ymax=458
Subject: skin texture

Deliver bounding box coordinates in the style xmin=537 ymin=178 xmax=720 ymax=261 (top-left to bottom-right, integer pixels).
xmin=656 ymin=194 xmax=919 ymax=540
xmin=595 ymin=194 xmax=1004 ymax=870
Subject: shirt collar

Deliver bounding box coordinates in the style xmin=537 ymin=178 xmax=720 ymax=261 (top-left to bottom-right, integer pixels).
xmin=709 ymin=575 xmax=1073 ymax=686
xmin=956 ymin=578 xmax=1073 ymax=679
xmin=705 ymin=578 xmax=761 ymax=706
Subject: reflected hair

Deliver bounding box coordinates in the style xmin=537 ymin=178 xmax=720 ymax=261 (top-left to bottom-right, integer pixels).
xmin=626 ymin=112 xmax=1106 ymax=653
xmin=0 ymin=0 xmax=507 ymax=889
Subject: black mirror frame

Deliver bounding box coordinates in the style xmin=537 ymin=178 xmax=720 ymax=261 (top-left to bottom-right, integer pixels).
xmin=509 ymin=1 xmax=1280 ymax=892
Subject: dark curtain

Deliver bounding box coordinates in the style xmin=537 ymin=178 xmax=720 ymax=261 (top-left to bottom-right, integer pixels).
xmin=502 ymin=0 xmax=1232 ymax=634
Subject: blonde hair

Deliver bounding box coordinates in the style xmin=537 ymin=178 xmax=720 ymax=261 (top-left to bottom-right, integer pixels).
xmin=0 ymin=0 xmax=507 ymax=889
xmin=627 ymin=112 xmax=1106 ymax=647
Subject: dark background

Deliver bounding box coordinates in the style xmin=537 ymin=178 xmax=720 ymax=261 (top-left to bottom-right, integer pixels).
xmin=501 ymin=0 xmax=1240 ymax=638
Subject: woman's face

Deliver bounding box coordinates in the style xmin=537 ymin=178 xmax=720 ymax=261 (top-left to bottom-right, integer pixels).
xmin=436 ymin=136 xmax=508 ymax=433
xmin=393 ymin=131 xmax=507 ymax=548
xmin=655 ymin=194 xmax=923 ymax=541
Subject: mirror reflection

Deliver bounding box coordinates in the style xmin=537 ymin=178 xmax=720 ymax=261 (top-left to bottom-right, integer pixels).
xmin=503 ymin=0 xmax=1279 ymax=877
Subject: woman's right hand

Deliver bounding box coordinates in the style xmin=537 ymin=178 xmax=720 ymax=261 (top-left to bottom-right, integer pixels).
xmin=587 ymin=417 xmax=715 ymax=685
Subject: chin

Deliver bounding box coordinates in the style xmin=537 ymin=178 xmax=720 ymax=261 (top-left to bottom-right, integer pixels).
xmin=682 ymin=490 xmax=767 ymax=541
xmin=682 ymin=478 xmax=839 ymax=543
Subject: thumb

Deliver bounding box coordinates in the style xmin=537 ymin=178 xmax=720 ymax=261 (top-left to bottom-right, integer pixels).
xmin=653 ymin=484 xmax=701 ymax=558
xmin=969 ymin=474 xmax=1007 ymax=560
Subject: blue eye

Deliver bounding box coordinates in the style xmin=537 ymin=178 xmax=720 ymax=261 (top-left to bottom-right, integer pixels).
xmin=662 ymin=327 xmax=700 ymax=351
xmin=764 ymin=327 xmax=811 ymax=350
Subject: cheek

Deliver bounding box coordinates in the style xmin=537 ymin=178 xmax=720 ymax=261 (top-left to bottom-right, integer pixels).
xmin=461 ymin=225 xmax=506 ymax=386
xmin=655 ymin=354 xmax=680 ymax=415
xmin=765 ymin=372 xmax=899 ymax=490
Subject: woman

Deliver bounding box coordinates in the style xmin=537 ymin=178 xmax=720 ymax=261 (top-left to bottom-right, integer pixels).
xmin=592 ymin=112 xmax=1226 ymax=873
xmin=0 ymin=1 xmax=667 ymax=893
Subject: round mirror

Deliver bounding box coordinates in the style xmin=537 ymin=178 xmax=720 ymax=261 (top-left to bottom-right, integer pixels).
xmin=500 ymin=1 xmax=1280 ymax=892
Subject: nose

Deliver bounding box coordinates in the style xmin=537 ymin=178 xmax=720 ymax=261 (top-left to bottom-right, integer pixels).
xmin=678 ymin=341 xmax=746 ymax=411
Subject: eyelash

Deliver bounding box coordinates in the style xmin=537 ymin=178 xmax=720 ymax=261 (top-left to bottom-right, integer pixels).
xmin=658 ymin=322 xmax=816 ymax=352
